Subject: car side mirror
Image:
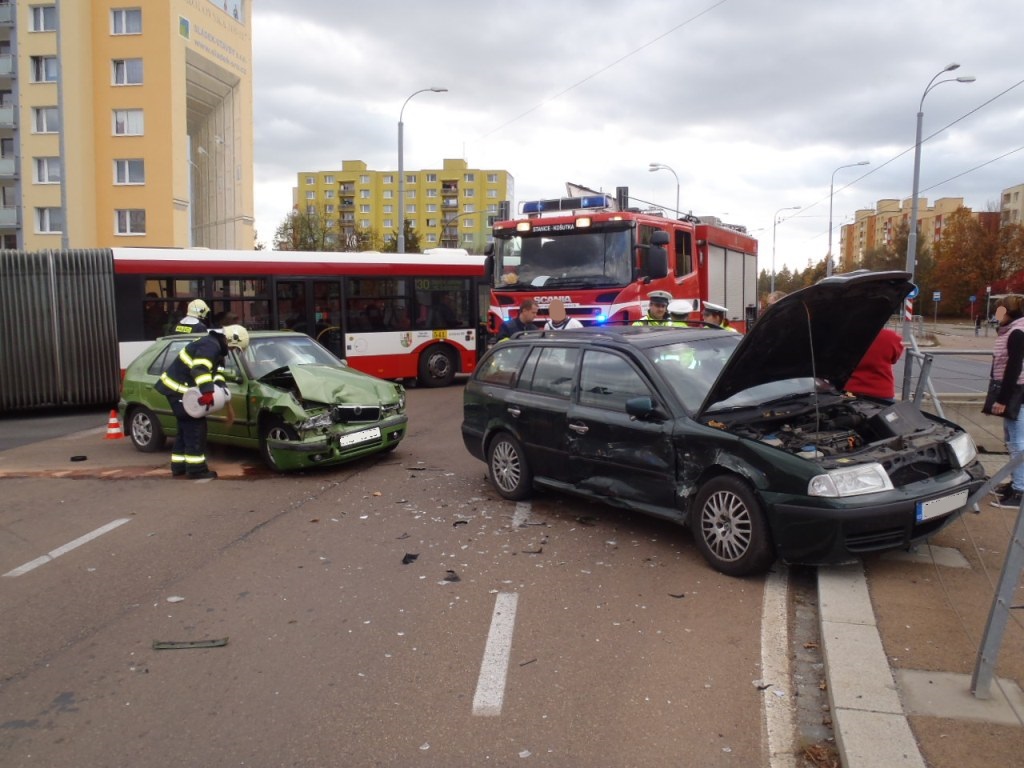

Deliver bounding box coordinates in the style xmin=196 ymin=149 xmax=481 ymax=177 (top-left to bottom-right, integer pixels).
xmin=626 ymin=396 xmax=667 ymax=421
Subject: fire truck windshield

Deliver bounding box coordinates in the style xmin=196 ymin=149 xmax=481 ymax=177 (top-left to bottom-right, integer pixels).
xmin=493 ymin=230 xmax=633 ymax=289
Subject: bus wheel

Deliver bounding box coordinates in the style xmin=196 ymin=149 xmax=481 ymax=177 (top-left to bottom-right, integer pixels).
xmin=259 ymin=416 xmax=299 ymax=471
xmin=417 ymin=345 xmax=456 ymax=387
xmin=128 ymin=406 xmax=166 ymax=452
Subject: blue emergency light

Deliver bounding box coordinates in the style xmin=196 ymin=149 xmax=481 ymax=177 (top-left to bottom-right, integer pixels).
xmin=520 ymin=195 xmax=612 ymax=214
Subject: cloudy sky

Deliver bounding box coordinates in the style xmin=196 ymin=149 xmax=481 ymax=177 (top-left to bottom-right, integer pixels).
xmin=251 ymin=0 xmax=1023 ymax=273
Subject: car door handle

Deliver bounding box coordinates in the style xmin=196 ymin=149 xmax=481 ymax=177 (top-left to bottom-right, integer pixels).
xmin=568 ymin=421 xmax=589 ymax=434
xmin=506 ymin=405 xmax=521 ymax=418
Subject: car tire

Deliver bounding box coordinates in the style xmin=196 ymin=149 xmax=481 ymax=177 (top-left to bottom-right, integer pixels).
xmin=486 ymin=432 xmax=533 ymax=500
xmin=127 ymin=406 xmax=166 ymax=452
xmin=259 ymin=416 xmax=299 ymax=471
xmin=417 ymin=344 xmax=457 ymax=388
xmin=691 ymin=476 xmax=775 ymax=577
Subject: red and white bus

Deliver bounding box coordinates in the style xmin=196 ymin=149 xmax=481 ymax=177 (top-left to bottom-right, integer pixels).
xmin=112 ymin=247 xmax=488 ymax=387
xmin=486 ymin=193 xmax=759 ymax=332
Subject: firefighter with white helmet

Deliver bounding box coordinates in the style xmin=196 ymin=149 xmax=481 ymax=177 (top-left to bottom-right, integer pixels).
xmin=632 ymin=290 xmax=680 ymax=326
xmin=172 ymin=298 xmax=211 ymax=335
xmin=154 ymin=324 xmax=248 ymax=480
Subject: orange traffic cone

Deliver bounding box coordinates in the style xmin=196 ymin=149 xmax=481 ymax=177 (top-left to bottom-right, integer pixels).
xmin=104 ymin=409 xmax=125 ymax=440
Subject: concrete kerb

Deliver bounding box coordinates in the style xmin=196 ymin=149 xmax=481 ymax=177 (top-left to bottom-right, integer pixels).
xmin=819 ymin=388 xmax=1013 ymax=768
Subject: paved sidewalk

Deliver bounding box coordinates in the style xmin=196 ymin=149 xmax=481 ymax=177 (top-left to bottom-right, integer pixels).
xmin=822 ymin=323 xmax=1024 ymax=768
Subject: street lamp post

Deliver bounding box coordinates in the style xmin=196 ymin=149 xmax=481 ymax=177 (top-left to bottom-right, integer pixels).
xmin=648 ymin=163 xmax=680 ymax=219
xmin=397 ymin=87 xmax=447 ymax=253
xmin=900 ymin=63 xmax=975 ymax=399
xmin=771 ymin=206 xmax=800 ymax=294
xmin=826 ymin=161 xmax=869 ymax=277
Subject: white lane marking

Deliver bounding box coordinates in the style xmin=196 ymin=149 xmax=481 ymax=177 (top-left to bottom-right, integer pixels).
xmin=512 ymin=501 xmax=531 ymax=528
xmin=3 ymin=518 xmax=132 ymax=578
xmin=762 ymin=564 xmax=797 ymax=768
xmin=472 ymin=591 xmax=519 ymax=716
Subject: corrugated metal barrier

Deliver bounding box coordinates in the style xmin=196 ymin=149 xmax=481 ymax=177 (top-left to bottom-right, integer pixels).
xmin=0 ymin=249 xmax=120 ymax=412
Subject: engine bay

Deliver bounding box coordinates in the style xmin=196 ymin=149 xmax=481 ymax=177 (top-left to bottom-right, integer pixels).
xmin=709 ymin=395 xmax=952 ymax=462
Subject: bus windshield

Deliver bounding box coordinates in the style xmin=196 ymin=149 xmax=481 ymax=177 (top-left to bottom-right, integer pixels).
xmin=494 ymin=230 xmax=633 ymax=289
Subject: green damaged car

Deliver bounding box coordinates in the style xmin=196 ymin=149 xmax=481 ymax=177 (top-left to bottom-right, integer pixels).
xmin=118 ymin=331 xmax=407 ymax=471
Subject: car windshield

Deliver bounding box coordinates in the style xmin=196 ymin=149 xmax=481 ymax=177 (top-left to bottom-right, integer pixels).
xmin=644 ymin=336 xmax=740 ymax=412
xmin=242 ymin=336 xmax=342 ymax=378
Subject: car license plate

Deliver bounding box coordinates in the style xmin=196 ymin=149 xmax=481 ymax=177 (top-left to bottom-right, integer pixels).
xmin=916 ymin=489 xmax=968 ymax=522
xmin=340 ymin=426 xmax=381 ymax=448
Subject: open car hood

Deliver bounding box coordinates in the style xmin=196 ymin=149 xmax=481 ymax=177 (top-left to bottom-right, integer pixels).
xmin=700 ymin=270 xmax=913 ymax=412
xmin=260 ymin=364 xmax=394 ymax=404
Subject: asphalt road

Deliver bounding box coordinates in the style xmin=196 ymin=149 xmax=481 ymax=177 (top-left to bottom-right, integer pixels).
xmin=0 ymin=386 xmax=809 ymax=767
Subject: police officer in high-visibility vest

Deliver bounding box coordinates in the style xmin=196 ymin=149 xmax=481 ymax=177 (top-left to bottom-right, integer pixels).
xmin=155 ymin=325 xmax=249 ymax=479
xmin=172 ymin=299 xmax=211 ymax=335
xmin=632 ymin=291 xmax=679 ymax=326
xmin=703 ymin=301 xmax=740 ymax=333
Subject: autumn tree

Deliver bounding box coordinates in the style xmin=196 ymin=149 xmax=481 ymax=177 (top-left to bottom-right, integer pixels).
xmin=273 ymin=206 xmax=346 ymax=251
xmin=931 ymin=207 xmax=995 ymax=316
xmin=381 ymin=220 xmax=424 ymax=253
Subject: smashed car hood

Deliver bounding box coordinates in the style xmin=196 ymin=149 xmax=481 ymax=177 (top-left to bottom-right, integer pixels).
xmin=700 ymin=270 xmax=913 ymax=412
xmin=271 ymin=364 xmax=392 ymax=404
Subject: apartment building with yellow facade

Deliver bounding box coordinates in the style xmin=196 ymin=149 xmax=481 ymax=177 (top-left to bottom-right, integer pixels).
xmin=0 ymin=0 xmax=253 ymax=250
xmin=295 ymin=158 xmax=514 ymax=253
xmin=838 ymin=184 xmax=1023 ymax=269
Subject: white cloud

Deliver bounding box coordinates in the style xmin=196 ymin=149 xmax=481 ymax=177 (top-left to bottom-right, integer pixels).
xmin=252 ymin=0 xmax=1024 ymax=274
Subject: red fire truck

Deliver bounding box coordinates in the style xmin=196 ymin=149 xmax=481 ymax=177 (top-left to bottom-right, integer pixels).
xmin=485 ymin=191 xmax=759 ymax=332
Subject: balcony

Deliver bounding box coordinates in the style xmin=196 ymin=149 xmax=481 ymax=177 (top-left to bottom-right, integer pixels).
xmin=0 ymin=204 xmax=18 ymax=227
xmin=0 ymin=54 xmax=13 ymax=77
xmin=0 ymin=155 xmax=14 ymax=176
xmin=0 ymin=4 xmax=13 ymax=26
xmin=0 ymin=104 xmax=13 ymax=128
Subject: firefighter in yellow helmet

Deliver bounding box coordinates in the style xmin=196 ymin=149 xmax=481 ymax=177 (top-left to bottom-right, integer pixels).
xmin=172 ymin=299 xmax=211 ymax=335
xmin=155 ymin=324 xmax=249 ymax=480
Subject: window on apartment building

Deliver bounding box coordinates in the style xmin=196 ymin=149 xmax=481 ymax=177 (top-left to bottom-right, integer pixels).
xmin=115 ymin=208 xmax=145 ymax=235
xmin=383 ymin=204 xmax=392 ymax=214
xmin=32 ymin=106 xmax=59 ymax=133
xmin=113 ymin=58 xmax=143 ymax=85
xmin=487 ymin=189 xmax=498 ymax=198
xmin=463 ymin=188 xmax=475 ymax=198
xmin=487 ymin=174 xmax=498 ymax=183
xmin=323 ymin=175 xmax=334 ymax=184
xmin=0 ymin=90 xmax=11 ymax=107
xmin=359 ymin=175 xmax=369 ymax=184
xmin=114 ymin=158 xmax=144 ymax=184
xmin=426 ymin=173 xmax=437 ymax=183
xmin=359 ymin=204 xmax=370 ymax=214
xmin=383 ymin=190 xmax=393 ymax=199
xmin=359 ymin=189 xmax=370 ymax=199
xmin=113 ymin=108 xmax=144 ymax=135
xmin=406 ymin=174 xmax=416 ymax=184
xmin=463 ymin=204 xmax=475 ymax=213
xmin=0 ymin=234 xmax=16 ymax=248
xmin=464 ymin=173 xmax=475 ymax=182
xmin=462 ymin=218 xmax=475 ymax=229
xmin=325 ymin=189 xmax=334 ymax=198
xmin=306 ymin=205 xmax=315 ymax=215
xmin=111 ymin=8 xmax=142 ymax=34
xmin=31 ymin=56 xmax=58 ymax=83
xmin=406 ymin=204 xmax=416 ymax=215
xmin=426 ymin=204 xmax=437 ymax=213
xmin=306 ymin=190 xmax=315 ymax=200
xmin=31 ymin=5 xmax=57 ymax=32
xmin=305 ymin=176 xmax=314 ymax=184
xmin=382 ymin=175 xmax=393 ymax=184
xmin=36 ymin=207 xmax=63 ymax=233
xmin=325 ymin=204 xmax=335 ymax=213
xmin=426 ymin=233 xmax=437 ymax=244
xmin=360 ymin=219 xmax=369 ymax=229
xmin=0 ymin=138 xmax=13 ymax=158
xmin=426 ymin=189 xmax=438 ymax=198
xmin=383 ymin=219 xmax=393 ymax=229
xmin=34 ymin=157 xmax=61 ymax=183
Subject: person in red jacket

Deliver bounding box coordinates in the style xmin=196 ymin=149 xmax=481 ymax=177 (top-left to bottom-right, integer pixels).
xmin=845 ymin=328 xmax=904 ymax=402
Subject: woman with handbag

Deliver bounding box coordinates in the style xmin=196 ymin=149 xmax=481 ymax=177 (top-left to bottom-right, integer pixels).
xmin=987 ymin=294 xmax=1024 ymax=508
